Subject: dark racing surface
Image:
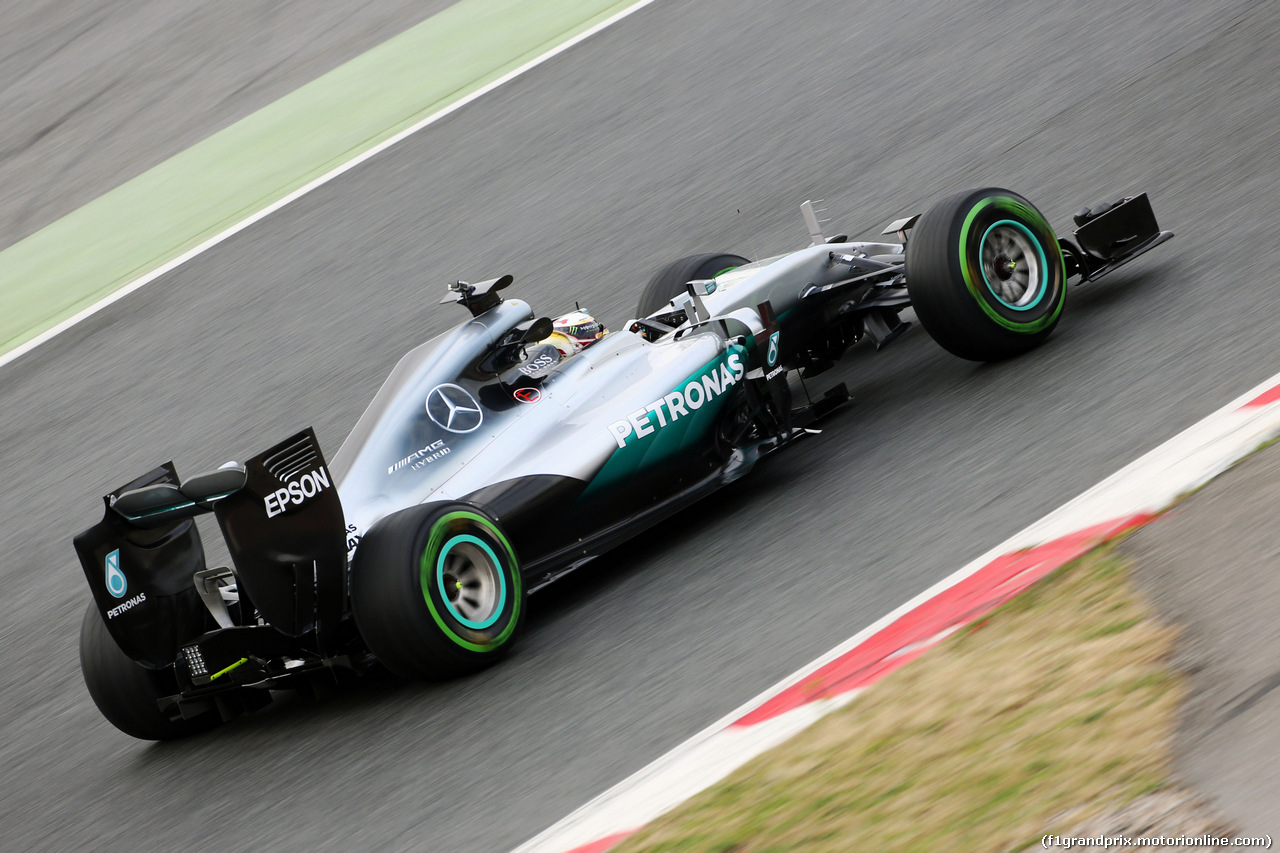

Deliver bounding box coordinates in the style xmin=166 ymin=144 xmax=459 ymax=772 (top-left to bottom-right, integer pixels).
xmin=2 ymin=0 xmax=1279 ymax=849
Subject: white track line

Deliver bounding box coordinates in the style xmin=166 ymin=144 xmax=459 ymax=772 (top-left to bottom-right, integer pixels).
xmin=0 ymin=0 xmax=658 ymax=373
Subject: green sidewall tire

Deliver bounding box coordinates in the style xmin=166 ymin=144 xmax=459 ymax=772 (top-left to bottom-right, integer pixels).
xmin=907 ymin=188 xmax=1066 ymax=361
xmin=636 ymin=252 xmax=750 ymax=317
xmin=79 ymin=602 xmax=221 ymax=740
xmin=349 ymin=502 xmax=524 ymax=681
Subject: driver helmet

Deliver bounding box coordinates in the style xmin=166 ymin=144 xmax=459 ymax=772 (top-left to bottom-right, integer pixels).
xmin=545 ymin=310 xmax=606 ymax=357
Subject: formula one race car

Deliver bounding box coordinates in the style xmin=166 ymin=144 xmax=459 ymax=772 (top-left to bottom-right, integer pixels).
xmin=75 ymin=187 xmax=1171 ymax=739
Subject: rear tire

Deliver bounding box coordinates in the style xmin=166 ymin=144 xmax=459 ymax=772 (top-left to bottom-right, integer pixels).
xmin=637 ymin=253 xmax=749 ymax=317
xmin=906 ymin=188 xmax=1066 ymax=361
xmin=79 ymin=602 xmax=220 ymax=740
xmin=350 ymin=503 xmax=525 ymax=680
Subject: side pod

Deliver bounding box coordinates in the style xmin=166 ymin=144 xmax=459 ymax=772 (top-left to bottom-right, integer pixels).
xmin=214 ymin=428 xmax=348 ymax=655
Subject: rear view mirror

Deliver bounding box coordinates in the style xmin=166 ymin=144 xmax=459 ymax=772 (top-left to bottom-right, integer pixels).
xmin=523 ymin=317 xmax=554 ymax=343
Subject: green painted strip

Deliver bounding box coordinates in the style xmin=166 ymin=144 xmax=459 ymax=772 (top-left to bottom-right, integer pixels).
xmin=0 ymin=0 xmax=642 ymax=358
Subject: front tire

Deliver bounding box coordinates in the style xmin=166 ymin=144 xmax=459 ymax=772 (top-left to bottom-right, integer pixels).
xmin=906 ymin=188 xmax=1066 ymax=361
xmin=79 ymin=603 xmax=221 ymax=740
xmin=349 ymin=503 xmax=525 ymax=680
xmin=637 ymin=252 xmax=749 ymax=317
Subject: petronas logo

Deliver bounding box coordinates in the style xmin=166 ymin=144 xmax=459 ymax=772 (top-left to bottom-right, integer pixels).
xmin=767 ymin=331 xmax=780 ymax=367
xmin=105 ymin=549 xmax=127 ymax=599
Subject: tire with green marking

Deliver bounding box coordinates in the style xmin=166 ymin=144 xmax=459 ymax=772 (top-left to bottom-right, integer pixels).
xmin=349 ymin=502 xmax=524 ymax=680
xmin=906 ymin=188 xmax=1066 ymax=361
xmin=637 ymin=253 xmax=750 ymax=317
xmin=79 ymin=602 xmax=222 ymax=740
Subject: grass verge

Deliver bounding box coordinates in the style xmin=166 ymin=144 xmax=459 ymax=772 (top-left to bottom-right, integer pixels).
xmin=616 ymin=548 xmax=1180 ymax=852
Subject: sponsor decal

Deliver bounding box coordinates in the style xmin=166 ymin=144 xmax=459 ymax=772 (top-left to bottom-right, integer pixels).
xmin=107 ymin=591 xmax=147 ymax=619
xmin=388 ymin=439 xmax=449 ymax=474
xmin=607 ymin=352 xmax=745 ymax=449
xmin=702 ymin=279 xmax=717 ymax=295
xmin=514 ymin=387 xmax=542 ymax=404
xmin=766 ymin=330 xmax=781 ymax=367
xmin=517 ymin=351 xmax=557 ymax=377
xmin=345 ymin=523 xmax=362 ymax=557
xmin=426 ymin=383 xmax=484 ymax=433
xmin=104 ymin=549 xmax=127 ymax=599
xmin=263 ymin=466 xmax=332 ymax=518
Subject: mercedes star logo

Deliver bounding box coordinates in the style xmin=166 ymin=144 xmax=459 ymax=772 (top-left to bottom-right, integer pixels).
xmin=426 ymin=383 xmax=484 ymax=433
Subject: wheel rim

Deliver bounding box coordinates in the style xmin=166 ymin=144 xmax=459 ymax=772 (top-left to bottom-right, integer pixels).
xmin=435 ymin=535 xmax=507 ymax=630
xmin=979 ymin=220 xmax=1047 ymax=310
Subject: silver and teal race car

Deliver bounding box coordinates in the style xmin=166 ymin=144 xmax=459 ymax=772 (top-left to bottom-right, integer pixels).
xmin=74 ymin=187 xmax=1170 ymax=739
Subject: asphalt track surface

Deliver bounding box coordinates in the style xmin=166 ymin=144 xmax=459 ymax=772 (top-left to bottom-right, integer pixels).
xmin=2 ymin=0 xmax=1278 ymax=850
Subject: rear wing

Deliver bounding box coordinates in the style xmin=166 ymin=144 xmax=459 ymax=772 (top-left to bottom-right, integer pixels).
xmin=74 ymin=462 xmax=209 ymax=668
xmin=214 ymin=429 xmax=347 ymax=652
xmin=74 ymin=428 xmax=348 ymax=668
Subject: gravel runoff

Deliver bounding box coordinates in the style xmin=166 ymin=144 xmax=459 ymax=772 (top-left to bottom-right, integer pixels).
xmin=1116 ymin=442 xmax=1280 ymax=837
xmin=1060 ymin=788 xmax=1235 ymax=848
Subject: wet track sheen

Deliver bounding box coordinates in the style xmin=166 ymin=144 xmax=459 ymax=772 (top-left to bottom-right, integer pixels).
xmin=3 ymin=1 xmax=1278 ymax=850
